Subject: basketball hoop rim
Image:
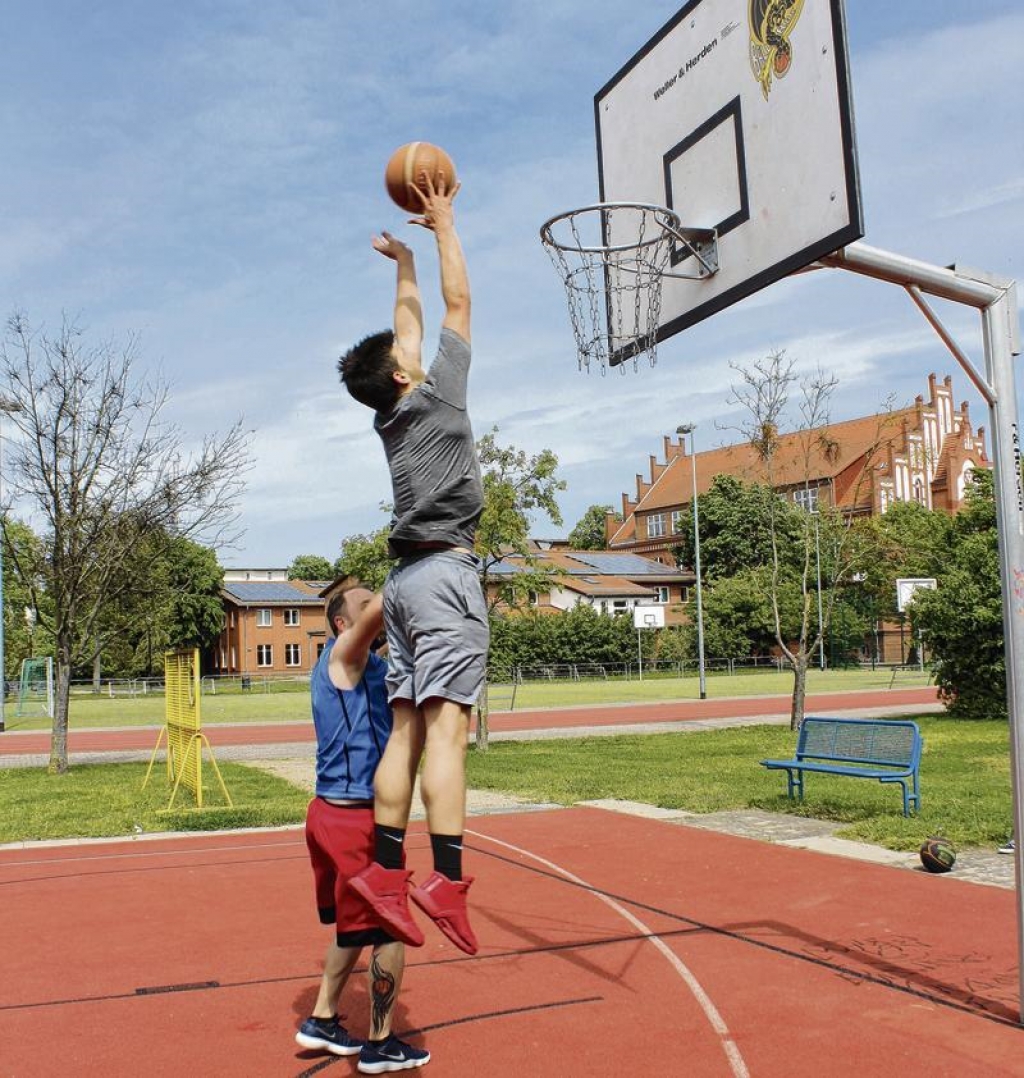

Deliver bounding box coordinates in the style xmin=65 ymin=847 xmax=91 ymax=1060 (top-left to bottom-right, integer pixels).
xmin=540 ymin=201 xmax=683 ymax=255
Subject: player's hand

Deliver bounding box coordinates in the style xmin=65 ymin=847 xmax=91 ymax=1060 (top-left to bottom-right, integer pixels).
xmin=372 ymin=231 xmax=413 ymax=260
xmin=408 ymin=171 xmax=460 ymax=232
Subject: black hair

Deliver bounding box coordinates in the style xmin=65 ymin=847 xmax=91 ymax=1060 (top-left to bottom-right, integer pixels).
xmin=338 ymin=330 xmax=400 ymax=412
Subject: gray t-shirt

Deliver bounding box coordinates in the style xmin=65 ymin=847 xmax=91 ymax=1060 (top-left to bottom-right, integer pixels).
xmin=374 ymin=328 xmax=483 ymax=557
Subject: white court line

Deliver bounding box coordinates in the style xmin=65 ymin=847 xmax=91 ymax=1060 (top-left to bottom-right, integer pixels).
xmin=467 ymin=827 xmax=751 ymax=1078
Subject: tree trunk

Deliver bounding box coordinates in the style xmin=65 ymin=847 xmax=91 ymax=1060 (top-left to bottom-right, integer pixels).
xmin=790 ymin=654 xmax=808 ymax=731
xmin=474 ymin=684 xmax=490 ymax=752
xmin=49 ymin=644 xmax=72 ymax=774
xmin=92 ymin=643 xmax=101 ymax=694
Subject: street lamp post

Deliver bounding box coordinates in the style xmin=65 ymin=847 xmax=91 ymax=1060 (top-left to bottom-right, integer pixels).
xmin=676 ymin=424 xmax=707 ymax=700
xmin=0 ymin=398 xmax=24 ymax=734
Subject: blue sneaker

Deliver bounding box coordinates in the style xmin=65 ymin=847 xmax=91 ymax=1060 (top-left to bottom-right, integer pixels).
xmin=295 ymin=1015 xmax=363 ymax=1056
xmin=358 ymin=1035 xmax=430 ymax=1073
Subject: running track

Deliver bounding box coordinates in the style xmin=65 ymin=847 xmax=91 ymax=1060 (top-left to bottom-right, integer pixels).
xmin=0 ymin=686 xmax=939 ymax=757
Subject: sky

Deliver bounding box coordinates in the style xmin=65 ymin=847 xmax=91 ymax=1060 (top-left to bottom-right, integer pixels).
xmin=2 ymin=0 xmax=1022 ymax=568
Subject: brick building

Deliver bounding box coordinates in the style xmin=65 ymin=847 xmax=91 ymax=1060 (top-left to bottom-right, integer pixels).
xmin=607 ymin=372 xmax=989 ymax=562
xmin=213 ymin=570 xmax=328 ymax=676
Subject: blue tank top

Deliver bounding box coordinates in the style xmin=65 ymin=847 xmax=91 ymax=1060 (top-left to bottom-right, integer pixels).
xmin=310 ymin=642 xmax=392 ymax=800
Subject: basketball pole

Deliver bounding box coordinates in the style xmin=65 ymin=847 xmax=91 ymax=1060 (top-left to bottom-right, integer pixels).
xmin=823 ymin=241 xmax=1024 ymax=1021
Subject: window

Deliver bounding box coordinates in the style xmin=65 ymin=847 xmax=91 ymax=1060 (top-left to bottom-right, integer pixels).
xmin=256 ymin=608 xmax=272 ymax=627
xmin=611 ymin=600 xmax=628 ymax=616
xmin=647 ymin=513 xmax=666 ymax=538
xmin=655 ymin=586 xmax=670 ymax=604
xmin=256 ymin=644 xmax=273 ymax=667
xmin=527 ymin=590 xmax=539 ymax=607
xmin=793 ymin=487 xmax=819 ymax=513
xmin=285 ymin=643 xmax=301 ymax=666
xmin=316 ymin=643 xmax=326 ymax=660
xmin=671 ymin=510 xmax=687 ymax=534
xmin=284 ymin=608 xmax=300 ymax=626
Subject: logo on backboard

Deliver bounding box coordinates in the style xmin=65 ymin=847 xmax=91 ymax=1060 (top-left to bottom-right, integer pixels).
xmin=748 ymin=0 xmax=806 ymax=99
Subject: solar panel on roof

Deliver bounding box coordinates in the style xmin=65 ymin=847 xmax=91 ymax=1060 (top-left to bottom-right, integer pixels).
xmin=566 ymin=553 xmax=677 ymax=575
xmin=224 ymin=582 xmax=323 ymax=603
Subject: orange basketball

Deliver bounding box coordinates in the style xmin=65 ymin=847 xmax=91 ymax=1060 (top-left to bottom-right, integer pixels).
xmin=384 ymin=142 xmax=457 ymax=213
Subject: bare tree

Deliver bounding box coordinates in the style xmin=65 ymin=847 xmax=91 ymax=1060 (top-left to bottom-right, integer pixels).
xmin=728 ymin=351 xmax=881 ymax=729
xmin=0 ymin=313 xmax=250 ymax=773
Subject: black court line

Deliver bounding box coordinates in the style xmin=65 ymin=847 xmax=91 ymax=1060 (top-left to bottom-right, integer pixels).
xmin=0 ymin=837 xmax=304 ymax=867
xmin=466 ymin=840 xmax=1024 ymax=1029
xmin=0 ymin=930 xmax=679 ymax=1014
xmin=293 ymin=997 xmax=604 ymax=1077
xmin=0 ymin=852 xmax=310 ymax=888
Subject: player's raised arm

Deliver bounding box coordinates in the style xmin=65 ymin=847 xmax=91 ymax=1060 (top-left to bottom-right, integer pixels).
xmin=410 ymin=175 xmax=470 ymax=344
xmin=372 ymin=231 xmax=423 ymax=368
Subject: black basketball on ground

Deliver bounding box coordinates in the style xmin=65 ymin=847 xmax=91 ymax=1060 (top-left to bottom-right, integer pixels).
xmin=919 ymin=836 xmax=956 ymax=873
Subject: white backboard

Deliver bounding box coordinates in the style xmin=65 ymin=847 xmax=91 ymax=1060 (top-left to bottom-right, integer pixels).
xmin=595 ymin=0 xmax=863 ymax=354
xmin=633 ymin=605 xmax=667 ymax=629
xmin=895 ymin=577 xmax=937 ymax=613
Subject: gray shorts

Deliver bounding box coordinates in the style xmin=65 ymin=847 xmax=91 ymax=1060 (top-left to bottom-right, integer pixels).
xmin=383 ymin=550 xmax=490 ymax=708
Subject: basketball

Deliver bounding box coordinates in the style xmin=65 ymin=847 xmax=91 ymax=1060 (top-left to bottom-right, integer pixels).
xmin=919 ymin=836 xmax=956 ymax=874
xmin=385 ymin=142 xmax=457 ymax=213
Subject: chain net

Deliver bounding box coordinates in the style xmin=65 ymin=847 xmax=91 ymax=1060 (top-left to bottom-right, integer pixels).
xmin=541 ymin=204 xmax=677 ymax=374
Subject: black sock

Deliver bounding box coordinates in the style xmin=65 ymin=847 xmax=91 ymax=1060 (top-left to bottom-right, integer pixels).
xmin=430 ymin=833 xmax=463 ymax=881
xmin=374 ymin=825 xmax=406 ymax=870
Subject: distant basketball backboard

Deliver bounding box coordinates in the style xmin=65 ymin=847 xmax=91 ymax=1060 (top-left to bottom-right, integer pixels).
xmin=895 ymin=577 xmax=937 ymax=613
xmin=633 ymin=605 xmax=666 ymax=629
xmin=595 ymin=0 xmax=863 ymax=353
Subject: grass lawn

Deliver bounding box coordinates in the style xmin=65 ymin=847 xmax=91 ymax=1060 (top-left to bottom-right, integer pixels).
xmin=466 ymin=714 xmax=1011 ymax=852
xmin=1 ymin=713 xmax=1008 ymax=852
xmin=0 ymin=762 xmax=309 ymax=844
xmin=1 ymin=666 xmax=933 ymax=731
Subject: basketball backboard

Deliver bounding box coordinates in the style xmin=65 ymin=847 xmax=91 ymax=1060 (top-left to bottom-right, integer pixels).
xmin=633 ymin=605 xmax=666 ymax=629
xmin=595 ymin=0 xmax=863 ymax=355
xmin=895 ymin=577 xmax=937 ymax=613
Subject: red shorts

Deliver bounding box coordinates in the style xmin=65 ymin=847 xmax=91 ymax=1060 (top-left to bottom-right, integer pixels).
xmin=304 ymin=798 xmax=395 ymax=944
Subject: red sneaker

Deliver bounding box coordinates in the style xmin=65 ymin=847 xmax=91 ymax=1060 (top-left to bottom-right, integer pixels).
xmin=410 ymin=871 xmax=478 ymax=955
xmin=348 ymin=864 xmax=424 ymax=947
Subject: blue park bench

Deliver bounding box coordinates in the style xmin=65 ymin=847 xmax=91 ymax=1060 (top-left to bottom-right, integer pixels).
xmin=760 ymin=716 xmax=923 ymax=817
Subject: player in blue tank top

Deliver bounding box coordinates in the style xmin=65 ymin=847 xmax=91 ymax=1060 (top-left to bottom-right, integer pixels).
xmin=296 ymin=581 xmax=431 ymax=1072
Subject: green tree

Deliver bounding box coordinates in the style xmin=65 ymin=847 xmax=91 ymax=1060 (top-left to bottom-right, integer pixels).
xmin=568 ymin=504 xmax=617 ymax=549
xmin=0 ymin=518 xmax=53 ymax=680
xmin=335 ymin=522 xmax=394 ymax=591
xmin=287 ymin=554 xmax=335 ymax=581
xmin=474 ymin=429 xmax=566 ymax=747
xmin=860 ymin=500 xmax=953 ymax=622
xmin=699 ymin=566 xmax=803 ymax=659
xmin=475 ymin=429 xmax=566 ymax=612
xmin=911 ymin=470 xmax=1004 ymax=719
xmin=672 ymin=475 xmax=802 ymax=582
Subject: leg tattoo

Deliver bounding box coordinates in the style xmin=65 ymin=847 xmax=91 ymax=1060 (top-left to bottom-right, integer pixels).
xmin=369 ymin=952 xmax=398 ymax=1038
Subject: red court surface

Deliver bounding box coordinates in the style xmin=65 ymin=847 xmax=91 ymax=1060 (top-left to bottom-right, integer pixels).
xmin=2 ymin=802 xmax=1021 ymax=1077
xmin=0 ymin=686 xmax=939 ymax=757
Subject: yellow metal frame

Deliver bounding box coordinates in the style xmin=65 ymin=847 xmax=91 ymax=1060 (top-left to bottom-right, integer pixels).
xmin=143 ymin=648 xmax=232 ymax=810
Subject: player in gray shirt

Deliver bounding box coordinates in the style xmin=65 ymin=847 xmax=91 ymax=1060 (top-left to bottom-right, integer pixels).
xmin=339 ymin=173 xmax=488 ymax=956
